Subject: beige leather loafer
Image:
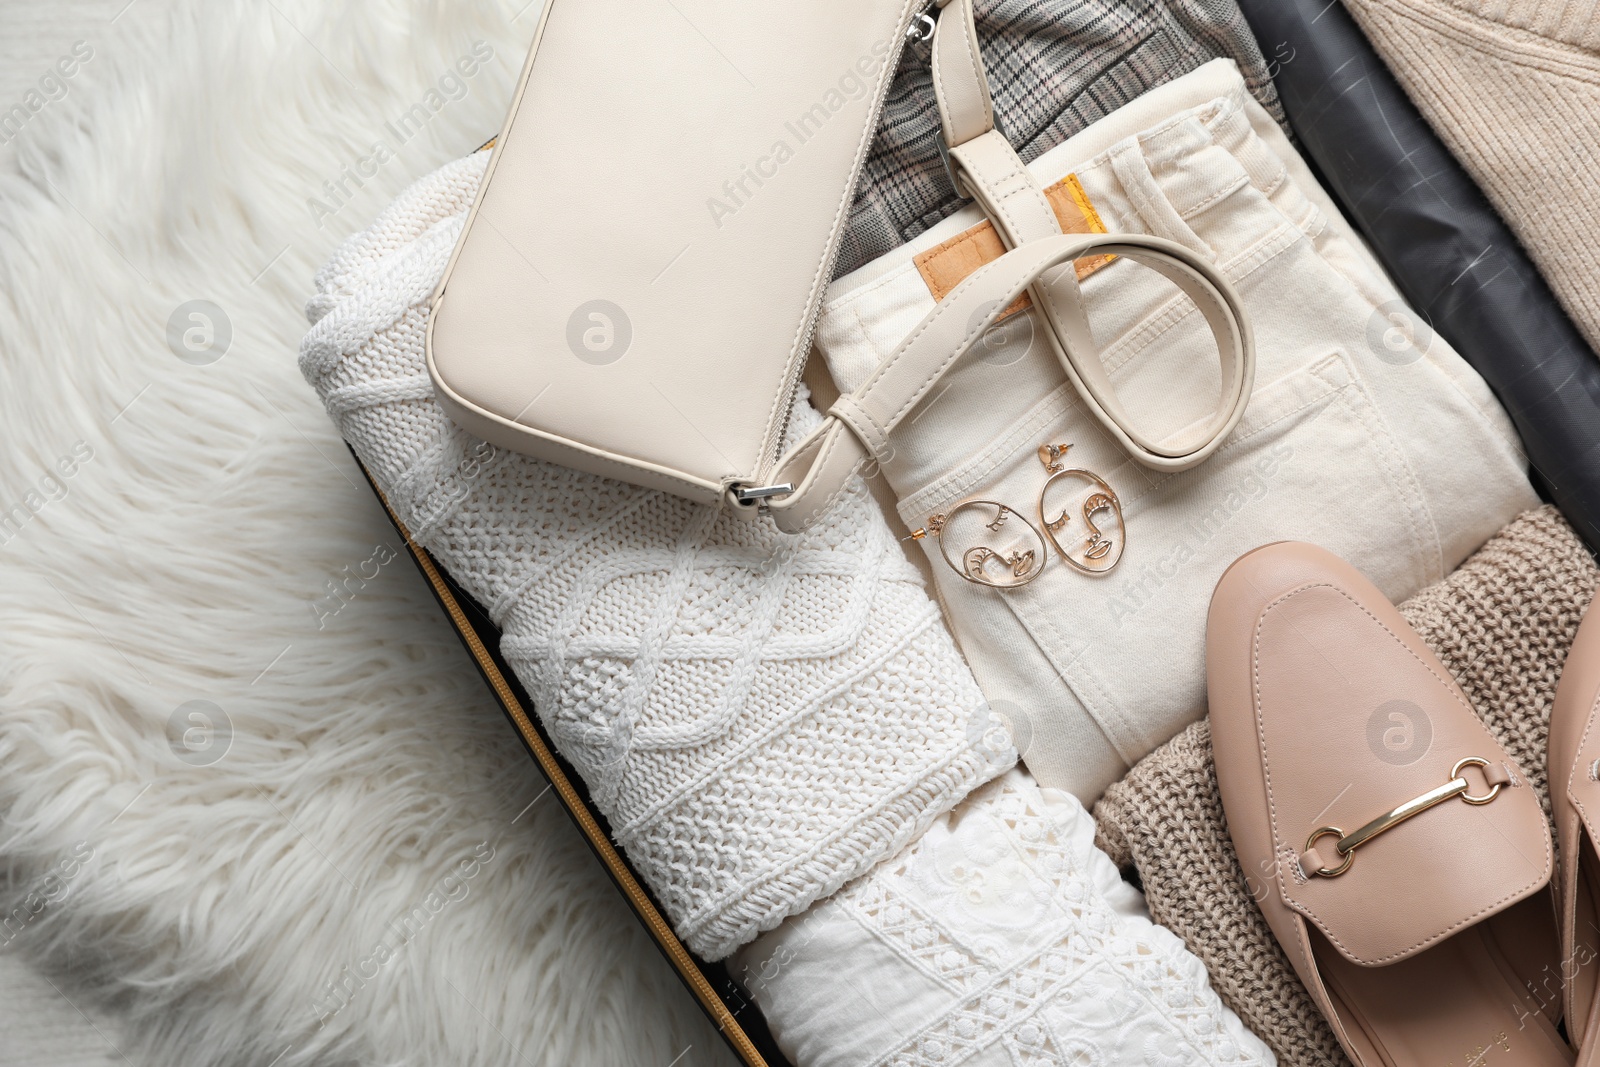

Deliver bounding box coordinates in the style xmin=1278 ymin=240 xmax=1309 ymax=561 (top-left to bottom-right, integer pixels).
xmin=1208 ymin=542 xmax=1570 ymax=1067
xmin=1551 ymin=600 xmax=1600 ymax=1063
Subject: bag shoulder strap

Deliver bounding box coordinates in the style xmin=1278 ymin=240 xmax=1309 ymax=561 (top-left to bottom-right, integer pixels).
xmin=763 ymin=231 xmax=1252 ymax=533
xmin=935 ymin=0 xmax=1256 ymax=467
xmin=756 ymin=0 xmax=1255 ymax=531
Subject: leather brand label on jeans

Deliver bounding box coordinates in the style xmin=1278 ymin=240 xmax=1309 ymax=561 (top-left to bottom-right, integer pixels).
xmin=913 ymin=174 xmax=1114 ymax=317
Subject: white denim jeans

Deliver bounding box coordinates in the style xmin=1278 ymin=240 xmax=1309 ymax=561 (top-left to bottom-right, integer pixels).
xmin=812 ymin=60 xmax=1538 ymax=802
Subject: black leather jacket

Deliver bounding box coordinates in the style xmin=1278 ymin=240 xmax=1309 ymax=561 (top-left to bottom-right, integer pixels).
xmin=1237 ymin=0 xmax=1600 ymax=552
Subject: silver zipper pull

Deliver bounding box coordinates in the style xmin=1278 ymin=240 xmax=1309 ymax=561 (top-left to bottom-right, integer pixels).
xmin=907 ymin=10 xmax=936 ymax=42
xmin=731 ymin=482 xmax=795 ymax=504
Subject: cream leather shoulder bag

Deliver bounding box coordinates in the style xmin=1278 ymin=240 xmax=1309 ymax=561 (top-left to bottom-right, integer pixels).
xmin=428 ymin=0 xmax=1254 ymax=533
xmin=428 ymin=0 xmax=924 ymax=508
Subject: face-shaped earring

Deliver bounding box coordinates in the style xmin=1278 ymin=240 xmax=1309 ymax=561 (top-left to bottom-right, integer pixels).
xmin=910 ymin=499 xmax=1047 ymax=589
xmin=1036 ymin=443 xmax=1125 ymax=575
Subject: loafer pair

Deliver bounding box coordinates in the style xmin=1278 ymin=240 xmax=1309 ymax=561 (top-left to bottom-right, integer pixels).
xmin=1552 ymin=602 xmax=1600 ymax=1066
xmin=1209 ymin=541 xmax=1595 ymax=1067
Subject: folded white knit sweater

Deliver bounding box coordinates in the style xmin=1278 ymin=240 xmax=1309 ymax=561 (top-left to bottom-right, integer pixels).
xmin=297 ymin=152 xmax=1015 ymax=960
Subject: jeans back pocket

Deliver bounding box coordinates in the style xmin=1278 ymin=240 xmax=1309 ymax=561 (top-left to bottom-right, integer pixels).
xmin=901 ymin=350 xmax=1437 ymax=799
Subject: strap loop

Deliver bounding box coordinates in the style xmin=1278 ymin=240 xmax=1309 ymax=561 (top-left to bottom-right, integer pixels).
xmin=827 ymin=394 xmax=891 ymax=463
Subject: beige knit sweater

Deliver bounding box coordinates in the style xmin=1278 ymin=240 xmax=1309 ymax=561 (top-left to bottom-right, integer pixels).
xmin=1094 ymin=506 xmax=1600 ymax=1067
xmin=1341 ymin=0 xmax=1600 ymax=352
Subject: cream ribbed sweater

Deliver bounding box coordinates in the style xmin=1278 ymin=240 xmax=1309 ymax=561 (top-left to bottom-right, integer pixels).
xmin=1341 ymin=0 xmax=1600 ymax=351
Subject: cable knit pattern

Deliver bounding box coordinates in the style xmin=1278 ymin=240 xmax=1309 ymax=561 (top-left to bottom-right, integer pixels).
xmin=297 ymin=152 xmax=1016 ymax=960
xmin=1341 ymin=0 xmax=1600 ymax=351
xmin=1092 ymin=506 xmax=1600 ymax=1067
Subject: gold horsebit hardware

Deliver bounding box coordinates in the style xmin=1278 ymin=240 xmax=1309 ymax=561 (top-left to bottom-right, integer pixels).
xmin=907 ymin=443 xmax=1125 ymax=588
xmin=1303 ymin=757 xmax=1504 ymax=878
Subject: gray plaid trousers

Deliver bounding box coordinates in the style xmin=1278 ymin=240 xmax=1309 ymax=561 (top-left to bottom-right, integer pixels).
xmin=838 ymin=0 xmax=1285 ymax=277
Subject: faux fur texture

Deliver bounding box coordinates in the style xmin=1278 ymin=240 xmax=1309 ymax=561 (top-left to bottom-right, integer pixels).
xmin=0 ymin=2 xmax=738 ymax=1064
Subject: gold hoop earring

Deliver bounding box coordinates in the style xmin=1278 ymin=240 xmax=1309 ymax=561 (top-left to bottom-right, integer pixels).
xmin=1036 ymin=443 xmax=1125 ymax=575
xmin=909 ymin=499 xmax=1047 ymax=589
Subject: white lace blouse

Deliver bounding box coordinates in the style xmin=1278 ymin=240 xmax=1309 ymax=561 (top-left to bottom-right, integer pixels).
xmin=734 ymin=769 xmax=1275 ymax=1067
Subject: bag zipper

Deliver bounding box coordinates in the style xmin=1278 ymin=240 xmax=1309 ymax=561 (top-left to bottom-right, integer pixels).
xmin=740 ymin=3 xmax=934 ymax=505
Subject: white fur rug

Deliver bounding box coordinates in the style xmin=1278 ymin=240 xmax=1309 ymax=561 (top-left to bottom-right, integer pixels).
xmin=0 ymin=2 xmax=737 ymax=1064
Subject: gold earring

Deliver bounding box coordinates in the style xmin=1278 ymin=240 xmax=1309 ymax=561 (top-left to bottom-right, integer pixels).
xmin=909 ymin=499 xmax=1047 ymax=589
xmin=1036 ymin=443 xmax=1125 ymax=575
